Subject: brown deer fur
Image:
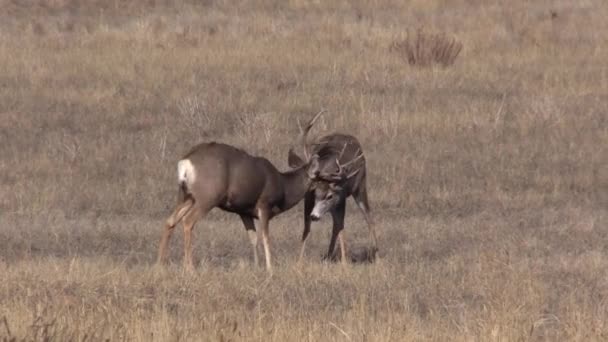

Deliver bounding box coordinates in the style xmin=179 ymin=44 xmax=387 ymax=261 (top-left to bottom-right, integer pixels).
xmin=290 ymin=134 xmax=378 ymax=264
xmin=157 ymin=112 xmax=323 ymax=273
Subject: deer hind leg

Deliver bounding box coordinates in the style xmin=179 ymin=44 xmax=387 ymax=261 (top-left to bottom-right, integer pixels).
xmin=240 ymin=214 xmax=259 ymax=267
xmin=354 ymin=181 xmax=378 ymax=256
xmin=158 ymin=198 xmax=194 ymax=264
xmin=299 ymin=192 xmax=315 ymax=263
xmin=182 ymin=204 xmax=211 ymax=272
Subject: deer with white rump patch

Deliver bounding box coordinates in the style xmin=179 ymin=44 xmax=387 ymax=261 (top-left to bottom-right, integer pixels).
xmin=157 ymin=111 xmax=325 ymax=273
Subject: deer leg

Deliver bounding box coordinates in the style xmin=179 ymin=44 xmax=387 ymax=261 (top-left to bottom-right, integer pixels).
xmin=299 ymin=192 xmax=315 ymax=263
xmin=354 ymin=182 xmax=378 ymax=254
xmin=325 ymin=200 xmax=346 ymax=263
xmin=182 ymin=204 xmax=209 ymax=272
xmin=338 ymin=230 xmax=347 ymax=265
xmin=158 ymin=198 xmax=194 ymax=264
xmin=240 ymin=214 xmax=259 ymax=267
xmin=324 ymin=227 xmax=339 ymax=262
xmin=257 ymin=209 xmax=273 ymax=274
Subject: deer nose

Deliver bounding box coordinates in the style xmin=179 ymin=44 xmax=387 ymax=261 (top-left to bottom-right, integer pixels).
xmin=310 ymin=213 xmax=320 ymax=221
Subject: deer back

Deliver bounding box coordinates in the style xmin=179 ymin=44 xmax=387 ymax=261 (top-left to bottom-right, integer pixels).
xmin=183 ymin=142 xmax=276 ymax=207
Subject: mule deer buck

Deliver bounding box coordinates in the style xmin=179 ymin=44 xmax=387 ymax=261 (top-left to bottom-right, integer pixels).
xmin=157 ymin=111 xmax=325 ymax=273
xmin=289 ymin=133 xmax=378 ymax=264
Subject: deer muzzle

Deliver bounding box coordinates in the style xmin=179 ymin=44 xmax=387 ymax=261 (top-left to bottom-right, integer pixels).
xmin=310 ymin=201 xmax=332 ymax=221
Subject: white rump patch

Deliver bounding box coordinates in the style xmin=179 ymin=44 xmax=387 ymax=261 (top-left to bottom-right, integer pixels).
xmin=177 ymin=159 xmax=196 ymax=188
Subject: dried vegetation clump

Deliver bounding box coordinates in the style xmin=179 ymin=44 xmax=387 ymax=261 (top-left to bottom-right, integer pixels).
xmin=390 ymin=29 xmax=463 ymax=67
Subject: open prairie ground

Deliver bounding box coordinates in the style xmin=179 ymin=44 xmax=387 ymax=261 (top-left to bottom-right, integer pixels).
xmin=0 ymin=0 xmax=607 ymax=340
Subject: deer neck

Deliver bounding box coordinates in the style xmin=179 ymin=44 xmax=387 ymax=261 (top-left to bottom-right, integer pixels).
xmin=280 ymin=166 xmax=311 ymax=211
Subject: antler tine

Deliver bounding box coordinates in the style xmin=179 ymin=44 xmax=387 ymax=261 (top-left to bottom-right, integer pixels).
xmin=338 ymin=142 xmax=348 ymax=160
xmin=343 ymin=150 xmax=364 ymax=179
xmin=340 ymin=148 xmax=364 ymax=168
xmin=298 ymin=109 xmax=325 ymax=161
xmin=306 ymin=109 xmax=325 ymax=131
xmin=346 ymin=168 xmax=361 ymax=179
xmin=342 ymin=150 xmax=364 ymax=179
xmin=325 ymin=148 xmax=364 ymax=181
xmin=332 ymin=142 xmax=349 ymax=175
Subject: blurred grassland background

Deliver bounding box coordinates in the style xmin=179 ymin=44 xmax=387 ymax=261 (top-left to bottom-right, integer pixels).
xmin=0 ymin=0 xmax=607 ymax=341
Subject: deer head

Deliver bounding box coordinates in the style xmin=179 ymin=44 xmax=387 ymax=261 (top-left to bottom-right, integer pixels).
xmin=310 ymin=181 xmax=343 ymax=221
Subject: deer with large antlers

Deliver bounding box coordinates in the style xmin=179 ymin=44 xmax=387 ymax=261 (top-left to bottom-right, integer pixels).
xmin=157 ymin=111 xmax=325 ymax=273
xmin=289 ymin=132 xmax=378 ymax=265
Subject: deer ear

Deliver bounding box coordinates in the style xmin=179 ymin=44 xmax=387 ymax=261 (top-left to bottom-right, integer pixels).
xmin=307 ymin=154 xmax=321 ymax=178
xmin=288 ymin=148 xmax=305 ymax=168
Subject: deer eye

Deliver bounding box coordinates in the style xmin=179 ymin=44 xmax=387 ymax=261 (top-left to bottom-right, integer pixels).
xmin=326 ymin=193 xmax=333 ymax=200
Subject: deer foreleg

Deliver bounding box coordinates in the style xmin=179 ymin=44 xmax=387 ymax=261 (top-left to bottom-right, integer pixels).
xmin=299 ymin=192 xmax=315 ymax=263
xmin=338 ymin=230 xmax=347 ymax=265
xmin=240 ymin=215 xmax=259 ymax=267
xmin=258 ymin=209 xmax=273 ymax=274
xmin=326 ymin=200 xmax=346 ymax=263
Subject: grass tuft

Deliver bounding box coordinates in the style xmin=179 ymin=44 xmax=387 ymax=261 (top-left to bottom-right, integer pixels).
xmin=390 ymin=28 xmax=463 ymax=67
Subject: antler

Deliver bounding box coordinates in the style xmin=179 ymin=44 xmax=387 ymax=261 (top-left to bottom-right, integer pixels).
xmin=297 ymin=109 xmax=325 ymax=161
xmin=317 ymin=143 xmax=364 ymax=182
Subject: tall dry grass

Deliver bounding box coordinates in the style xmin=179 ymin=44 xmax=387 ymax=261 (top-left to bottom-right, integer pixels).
xmin=0 ymin=0 xmax=607 ymax=340
xmin=390 ymin=29 xmax=463 ymax=67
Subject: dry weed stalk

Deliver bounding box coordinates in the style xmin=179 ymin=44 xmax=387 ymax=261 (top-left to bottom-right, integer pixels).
xmin=390 ymin=28 xmax=463 ymax=67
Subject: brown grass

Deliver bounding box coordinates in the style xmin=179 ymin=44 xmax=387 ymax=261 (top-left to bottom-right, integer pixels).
xmin=390 ymin=29 xmax=463 ymax=67
xmin=0 ymin=0 xmax=607 ymax=340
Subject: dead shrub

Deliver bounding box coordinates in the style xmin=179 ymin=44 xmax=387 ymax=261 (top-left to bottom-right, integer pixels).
xmin=390 ymin=29 xmax=463 ymax=67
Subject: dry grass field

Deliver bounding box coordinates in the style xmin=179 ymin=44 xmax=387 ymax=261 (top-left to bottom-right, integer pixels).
xmin=1 ymin=0 xmax=607 ymax=340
